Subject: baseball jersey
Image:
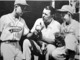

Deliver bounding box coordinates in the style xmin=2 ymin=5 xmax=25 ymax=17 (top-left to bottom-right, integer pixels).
xmin=0 ymin=13 xmax=29 ymax=41
xmin=61 ymin=19 xmax=80 ymax=51
xmin=31 ymin=18 xmax=61 ymax=43
xmin=61 ymin=19 xmax=80 ymax=40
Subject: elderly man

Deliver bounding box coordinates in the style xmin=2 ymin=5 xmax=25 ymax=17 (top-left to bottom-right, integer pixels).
xmin=0 ymin=0 xmax=30 ymax=60
xmin=23 ymin=6 xmax=61 ymax=60
xmin=49 ymin=5 xmax=80 ymax=60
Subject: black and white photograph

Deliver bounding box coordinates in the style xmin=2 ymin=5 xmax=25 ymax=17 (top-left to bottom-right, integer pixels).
xmin=0 ymin=0 xmax=80 ymax=60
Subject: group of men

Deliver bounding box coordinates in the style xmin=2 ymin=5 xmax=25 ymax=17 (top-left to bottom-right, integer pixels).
xmin=0 ymin=0 xmax=80 ymax=60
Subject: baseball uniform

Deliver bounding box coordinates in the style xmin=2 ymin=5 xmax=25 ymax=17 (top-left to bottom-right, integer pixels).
xmin=0 ymin=13 xmax=29 ymax=60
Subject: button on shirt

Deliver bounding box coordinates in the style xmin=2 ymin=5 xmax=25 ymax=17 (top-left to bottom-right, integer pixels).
xmin=31 ymin=18 xmax=61 ymax=43
xmin=0 ymin=13 xmax=29 ymax=41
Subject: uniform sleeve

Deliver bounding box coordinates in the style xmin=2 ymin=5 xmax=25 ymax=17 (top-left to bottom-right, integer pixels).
xmin=0 ymin=16 xmax=5 ymax=32
xmin=0 ymin=18 xmax=1 ymax=32
xmin=75 ymin=23 xmax=80 ymax=42
xmin=23 ymin=19 xmax=30 ymax=35
xmin=31 ymin=19 xmax=41 ymax=32
xmin=0 ymin=16 xmax=5 ymax=39
xmin=0 ymin=18 xmax=1 ymax=39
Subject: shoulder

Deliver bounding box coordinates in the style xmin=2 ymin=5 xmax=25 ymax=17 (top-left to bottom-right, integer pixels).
xmin=72 ymin=19 xmax=79 ymax=26
xmin=0 ymin=13 xmax=10 ymax=22
xmin=73 ymin=19 xmax=79 ymax=23
xmin=52 ymin=20 xmax=61 ymax=26
xmin=34 ymin=18 xmax=43 ymax=24
xmin=35 ymin=18 xmax=43 ymax=23
xmin=20 ymin=17 xmax=26 ymax=24
xmin=1 ymin=14 xmax=9 ymax=19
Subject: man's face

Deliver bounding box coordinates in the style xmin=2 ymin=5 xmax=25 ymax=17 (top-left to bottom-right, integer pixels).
xmin=42 ymin=9 xmax=52 ymax=23
xmin=15 ymin=5 xmax=26 ymax=16
xmin=61 ymin=12 xmax=71 ymax=23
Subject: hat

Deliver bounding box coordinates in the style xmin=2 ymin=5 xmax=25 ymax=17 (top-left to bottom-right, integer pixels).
xmin=57 ymin=5 xmax=74 ymax=14
xmin=14 ymin=0 xmax=28 ymax=5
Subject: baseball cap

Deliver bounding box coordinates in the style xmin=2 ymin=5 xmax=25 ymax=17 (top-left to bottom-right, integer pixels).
xmin=14 ymin=0 xmax=31 ymax=12
xmin=14 ymin=0 xmax=28 ymax=6
xmin=57 ymin=5 xmax=74 ymax=14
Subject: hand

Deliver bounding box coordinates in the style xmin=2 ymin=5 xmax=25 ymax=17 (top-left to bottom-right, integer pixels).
xmin=35 ymin=25 xmax=42 ymax=32
xmin=27 ymin=32 xmax=33 ymax=38
xmin=55 ymin=32 xmax=65 ymax=39
xmin=33 ymin=30 xmax=42 ymax=39
xmin=34 ymin=25 xmax=43 ymax=35
xmin=35 ymin=23 xmax=44 ymax=32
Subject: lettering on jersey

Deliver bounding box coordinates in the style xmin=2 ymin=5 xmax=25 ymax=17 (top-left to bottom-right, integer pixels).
xmin=9 ymin=26 xmax=22 ymax=33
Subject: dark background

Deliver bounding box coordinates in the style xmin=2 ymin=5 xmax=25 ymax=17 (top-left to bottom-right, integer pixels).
xmin=0 ymin=1 xmax=69 ymax=58
xmin=0 ymin=1 xmax=79 ymax=49
xmin=0 ymin=1 xmax=69 ymax=29
xmin=0 ymin=1 xmax=79 ymax=59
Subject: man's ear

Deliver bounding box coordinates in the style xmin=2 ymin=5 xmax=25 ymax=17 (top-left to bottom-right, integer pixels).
xmin=14 ymin=5 xmax=18 ymax=11
xmin=14 ymin=5 xmax=17 ymax=8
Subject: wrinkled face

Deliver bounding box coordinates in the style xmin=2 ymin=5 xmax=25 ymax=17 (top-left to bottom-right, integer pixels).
xmin=42 ymin=9 xmax=52 ymax=23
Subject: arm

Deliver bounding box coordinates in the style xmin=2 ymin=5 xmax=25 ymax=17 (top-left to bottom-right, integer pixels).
xmin=23 ymin=23 xmax=30 ymax=36
xmin=0 ymin=32 xmax=1 ymax=43
xmin=0 ymin=16 xmax=5 ymax=40
xmin=26 ymin=31 xmax=38 ymax=39
xmin=31 ymin=18 xmax=42 ymax=32
xmin=29 ymin=18 xmax=43 ymax=39
xmin=0 ymin=32 xmax=1 ymax=39
xmin=75 ymin=23 xmax=80 ymax=43
xmin=0 ymin=18 xmax=1 ymax=40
